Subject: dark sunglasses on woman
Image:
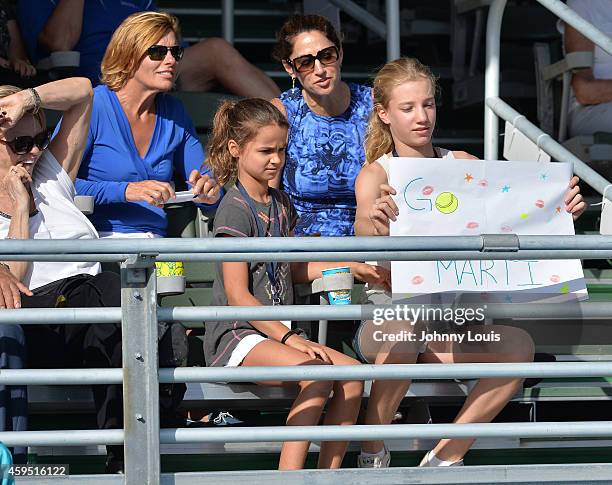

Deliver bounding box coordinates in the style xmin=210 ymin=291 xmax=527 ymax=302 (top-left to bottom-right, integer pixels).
xmin=146 ymin=44 xmax=184 ymax=61
xmin=0 ymin=130 xmax=50 ymax=155
xmin=288 ymin=45 xmax=340 ymax=73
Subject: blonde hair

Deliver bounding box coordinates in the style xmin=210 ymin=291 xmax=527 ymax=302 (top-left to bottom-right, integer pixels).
xmin=364 ymin=57 xmax=438 ymax=164
xmin=101 ymin=11 xmax=181 ymax=91
xmin=0 ymin=85 xmax=45 ymax=129
xmin=206 ymin=99 xmax=289 ymax=186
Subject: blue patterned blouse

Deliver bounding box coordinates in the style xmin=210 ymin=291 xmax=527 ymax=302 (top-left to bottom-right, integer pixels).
xmin=279 ymin=83 xmax=372 ymax=236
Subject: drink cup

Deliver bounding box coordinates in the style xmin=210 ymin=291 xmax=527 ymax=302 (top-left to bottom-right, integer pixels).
xmin=321 ymin=266 xmax=352 ymax=305
xmin=155 ymin=262 xmax=185 ymax=295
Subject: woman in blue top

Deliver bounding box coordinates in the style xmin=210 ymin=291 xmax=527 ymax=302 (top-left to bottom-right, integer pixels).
xmin=75 ymin=11 xmax=220 ymax=238
xmin=271 ymin=15 xmax=372 ymax=237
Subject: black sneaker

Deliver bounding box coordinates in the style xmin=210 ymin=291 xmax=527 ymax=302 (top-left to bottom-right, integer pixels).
xmin=104 ymin=451 xmax=124 ymax=474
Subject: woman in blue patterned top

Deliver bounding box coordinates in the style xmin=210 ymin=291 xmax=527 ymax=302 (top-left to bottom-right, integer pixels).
xmin=271 ymin=15 xmax=372 ymax=236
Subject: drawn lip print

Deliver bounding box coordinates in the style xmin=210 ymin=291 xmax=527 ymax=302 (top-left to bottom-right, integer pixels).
xmin=422 ymin=185 xmax=434 ymax=196
xmin=535 ymin=199 xmax=545 ymax=208
xmin=466 ymin=222 xmax=479 ymax=229
xmin=412 ymin=275 xmax=424 ymax=285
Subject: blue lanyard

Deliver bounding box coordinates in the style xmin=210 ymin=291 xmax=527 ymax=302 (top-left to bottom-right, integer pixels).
xmin=235 ymin=181 xmax=283 ymax=305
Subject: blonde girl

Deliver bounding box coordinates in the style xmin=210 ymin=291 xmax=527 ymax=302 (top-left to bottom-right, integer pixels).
xmin=202 ymin=98 xmax=390 ymax=470
xmin=353 ymin=58 xmax=585 ymax=468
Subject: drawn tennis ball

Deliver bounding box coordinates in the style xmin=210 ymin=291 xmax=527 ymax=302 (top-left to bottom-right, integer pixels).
xmin=435 ymin=192 xmax=459 ymax=214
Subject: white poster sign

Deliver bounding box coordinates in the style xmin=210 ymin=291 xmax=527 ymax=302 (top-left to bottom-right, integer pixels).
xmin=389 ymin=158 xmax=586 ymax=302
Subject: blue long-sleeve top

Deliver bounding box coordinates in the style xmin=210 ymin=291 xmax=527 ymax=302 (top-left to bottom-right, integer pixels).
xmin=75 ymin=84 xmax=219 ymax=236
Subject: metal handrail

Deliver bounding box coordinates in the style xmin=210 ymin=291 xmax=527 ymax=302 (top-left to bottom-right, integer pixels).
xmin=2 ymin=234 xmax=612 ymax=254
xmin=2 ymin=301 xmax=612 ymax=326
xmin=484 ymin=0 xmax=612 ymax=185
xmin=3 ymin=238 xmax=612 ymax=484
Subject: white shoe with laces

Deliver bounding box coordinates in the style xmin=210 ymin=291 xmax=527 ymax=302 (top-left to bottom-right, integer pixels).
xmin=357 ymin=446 xmax=391 ymax=468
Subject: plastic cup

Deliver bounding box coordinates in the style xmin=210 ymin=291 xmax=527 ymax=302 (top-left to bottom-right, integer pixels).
xmin=321 ymin=266 xmax=352 ymax=305
xmin=155 ymin=262 xmax=185 ymax=295
xmin=155 ymin=261 xmax=184 ymax=277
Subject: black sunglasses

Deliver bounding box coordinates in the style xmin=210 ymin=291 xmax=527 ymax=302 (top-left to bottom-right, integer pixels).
xmin=146 ymin=44 xmax=184 ymax=61
xmin=287 ymin=45 xmax=340 ymax=73
xmin=0 ymin=130 xmax=50 ymax=155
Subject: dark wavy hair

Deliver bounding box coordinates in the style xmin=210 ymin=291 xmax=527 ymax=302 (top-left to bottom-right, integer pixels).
xmin=272 ymin=14 xmax=342 ymax=62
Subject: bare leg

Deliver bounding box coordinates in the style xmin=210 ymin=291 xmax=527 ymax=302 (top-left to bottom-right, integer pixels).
xmin=241 ymin=339 xmax=361 ymax=469
xmin=179 ymin=38 xmax=280 ymax=98
xmin=358 ymin=320 xmax=421 ymax=454
xmin=317 ymin=348 xmax=364 ymax=469
xmin=423 ymin=325 xmax=535 ymax=463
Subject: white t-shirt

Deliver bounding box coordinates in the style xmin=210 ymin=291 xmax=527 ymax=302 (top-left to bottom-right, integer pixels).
xmin=0 ymin=150 xmax=100 ymax=290
xmin=563 ymin=0 xmax=612 ymax=81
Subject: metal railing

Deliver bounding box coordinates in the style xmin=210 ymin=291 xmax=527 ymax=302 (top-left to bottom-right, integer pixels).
xmin=219 ymin=0 xmax=401 ymax=61
xmin=1 ymin=236 xmax=612 ymax=484
xmin=484 ymin=0 xmax=612 ymax=200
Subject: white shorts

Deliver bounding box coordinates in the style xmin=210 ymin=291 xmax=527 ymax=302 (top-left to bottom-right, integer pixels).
xmin=225 ymin=334 xmax=268 ymax=367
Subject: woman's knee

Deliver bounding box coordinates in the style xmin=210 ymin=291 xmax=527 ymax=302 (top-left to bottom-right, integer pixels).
xmin=298 ymin=377 xmax=334 ymax=397
xmin=291 ymin=357 xmax=332 ymax=394
xmin=335 ymin=379 xmax=364 ymax=400
xmin=487 ymin=326 xmax=535 ymax=363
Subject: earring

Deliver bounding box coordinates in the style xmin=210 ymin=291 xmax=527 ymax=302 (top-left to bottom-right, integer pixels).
xmin=291 ymin=77 xmax=296 ymax=89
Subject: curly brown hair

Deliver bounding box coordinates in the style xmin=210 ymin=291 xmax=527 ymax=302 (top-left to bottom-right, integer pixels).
xmin=272 ymin=14 xmax=342 ymax=63
xmin=206 ymin=98 xmax=289 ymax=186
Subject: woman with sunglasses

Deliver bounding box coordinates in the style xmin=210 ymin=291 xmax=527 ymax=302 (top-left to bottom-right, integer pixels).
xmin=74 ymin=11 xmax=221 ymax=239
xmin=0 ymin=77 xmax=125 ymax=466
xmin=270 ymin=15 xmax=372 ymax=237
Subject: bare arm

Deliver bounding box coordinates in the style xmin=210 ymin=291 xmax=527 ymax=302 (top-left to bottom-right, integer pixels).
xmin=0 ymin=164 xmax=32 ymax=283
xmin=38 ymin=0 xmax=84 ymax=52
xmin=290 ymin=261 xmax=391 ymax=290
xmin=7 ymin=20 xmax=31 ymax=63
xmin=354 ymin=162 xmax=395 ymax=236
xmin=269 ymin=97 xmax=287 ymax=189
xmin=3 ymin=202 xmax=29 ymax=281
xmin=6 ymin=20 xmax=36 ymax=78
xmin=5 ymin=214 xmax=29 ymax=281
xmin=565 ymin=24 xmax=612 ymax=105
xmin=0 ymin=78 xmax=93 ymax=179
xmin=40 ymin=78 xmax=93 ymax=180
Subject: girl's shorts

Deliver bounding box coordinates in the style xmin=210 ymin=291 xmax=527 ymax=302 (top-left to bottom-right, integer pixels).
xmin=353 ymin=291 xmax=428 ymax=364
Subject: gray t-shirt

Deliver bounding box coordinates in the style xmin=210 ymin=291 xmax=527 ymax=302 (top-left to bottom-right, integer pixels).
xmin=203 ymin=186 xmax=298 ymax=367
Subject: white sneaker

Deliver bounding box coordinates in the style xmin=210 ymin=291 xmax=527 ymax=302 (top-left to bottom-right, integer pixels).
xmin=357 ymin=446 xmax=391 ymax=468
xmin=419 ymin=450 xmax=464 ymax=467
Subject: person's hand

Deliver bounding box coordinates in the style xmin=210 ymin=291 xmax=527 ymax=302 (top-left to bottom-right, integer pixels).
xmin=566 ymin=176 xmax=586 ymax=221
xmin=0 ymin=264 xmax=33 ymax=309
xmin=12 ymin=59 xmax=36 ymax=78
xmin=0 ymin=57 xmax=9 ymax=69
xmin=368 ymin=183 xmax=398 ymax=236
xmin=285 ymin=334 xmax=332 ymax=363
xmin=2 ymin=163 xmax=31 ymax=210
xmin=189 ymin=170 xmax=221 ymax=205
xmin=351 ymin=263 xmax=391 ymax=291
xmin=0 ymin=89 xmax=30 ymax=135
xmin=125 ymin=180 xmax=175 ymax=207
